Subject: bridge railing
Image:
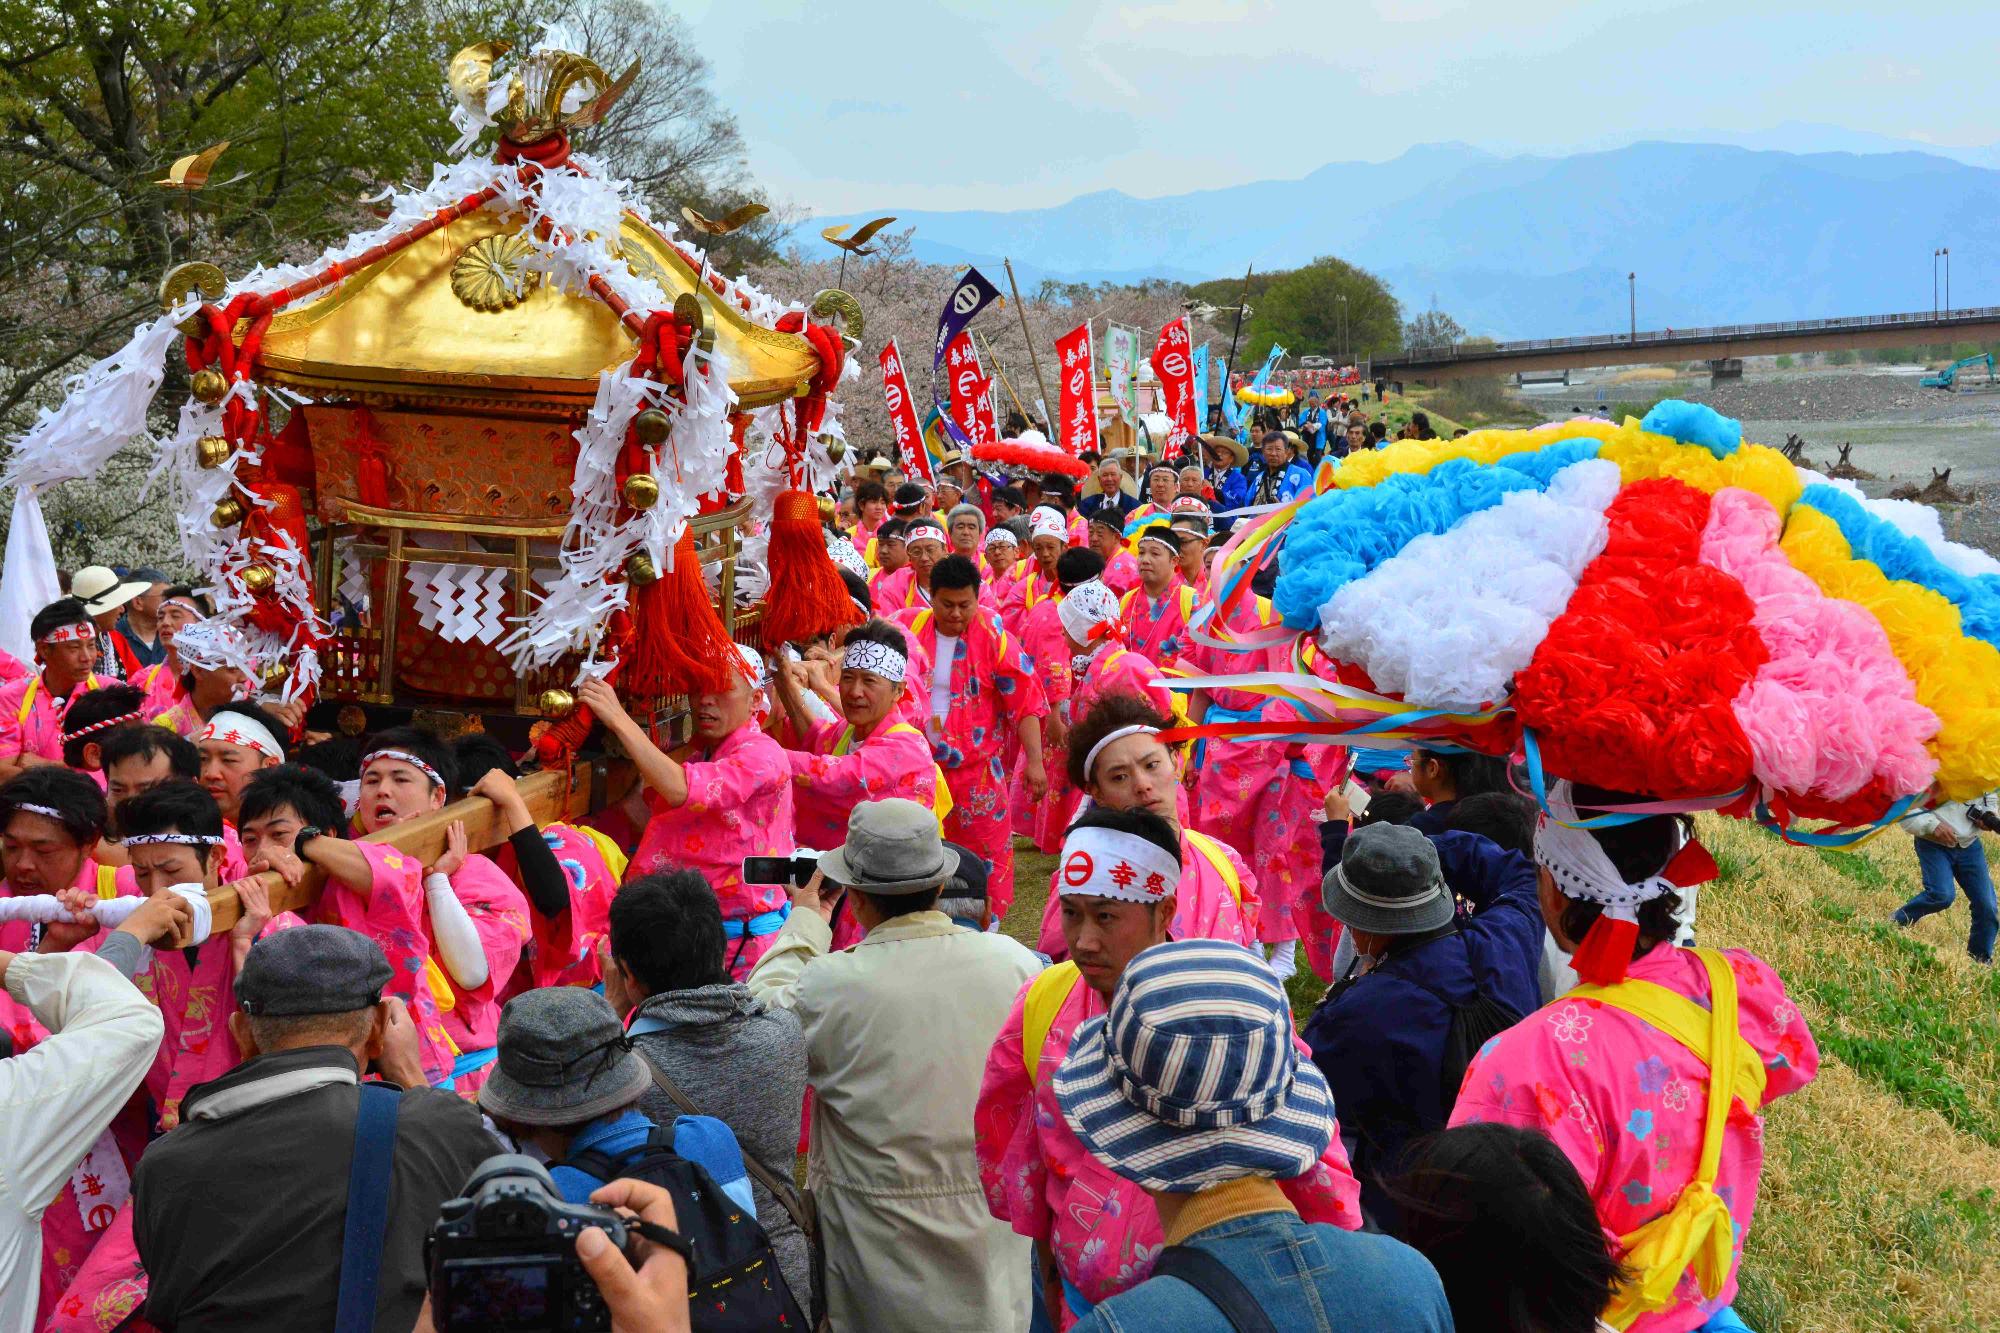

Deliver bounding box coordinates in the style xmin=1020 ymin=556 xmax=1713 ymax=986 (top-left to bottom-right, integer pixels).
xmin=1388 ymin=305 xmax=2000 ymax=363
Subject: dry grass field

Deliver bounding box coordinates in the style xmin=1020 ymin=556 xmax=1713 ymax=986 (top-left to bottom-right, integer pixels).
xmin=1004 ymin=818 xmax=2000 ymax=1332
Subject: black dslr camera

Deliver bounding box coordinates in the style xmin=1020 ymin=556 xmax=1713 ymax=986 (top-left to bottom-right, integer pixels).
xmin=427 ymin=1154 xmax=632 ymax=1331
xmin=741 ymin=848 xmax=821 ymax=887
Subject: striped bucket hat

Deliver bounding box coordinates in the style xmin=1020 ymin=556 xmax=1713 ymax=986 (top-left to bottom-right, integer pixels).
xmin=1051 ymin=939 xmax=1337 ymax=1192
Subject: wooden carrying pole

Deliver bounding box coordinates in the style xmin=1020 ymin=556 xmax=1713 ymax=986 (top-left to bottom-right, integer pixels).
xmin=976 ymin=331 xmax=1029 ymax=421
xmin=1002 ymin=258 xmax=1055 ymax=425
xmin=205 ymin=765 xmax=594 ymax=932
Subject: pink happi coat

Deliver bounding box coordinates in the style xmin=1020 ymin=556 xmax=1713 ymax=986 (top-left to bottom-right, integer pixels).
xmin=788 ymin=716 xmax=940 ymax=854
xmin=1036 ymin=829 xmax=1260 ymax=957
xmin=1004 ymin=565 xmax=1061 ymax=638
xmin=1099 ymin=550 xmax=1140 ymax=597
xmin=1026 ymin=644 xmax=1174 ymax=854
xmin=1185 ymin=599 xmax=1332 ymax=943
xmin=318 ymin=841 xmax=458 ymax=1084
xmin=628 ymin=721 xmax=797 ymax=980
xmin=145 ymin=698 xmax=202 ymax=739
xmin=870 ymin=565 xmax=931 ymax=616
xmin=130 ymin=660 xmax=186 ymax=717
xmin=498 ymin=823 xmax=624 ymax=992
xmin=897 ymin=605 xmax=1047 ymax=917
xmin=1118 ymin=584 xmax=1199 ymax=670
xmin=975 ymin=974 xmax=1361 ymax=1325
xmin=431 ymin=852 xmax=530 ymax=1093
xmin=0 ymin=672 xmax=106 ymax=761
xmin=1451 ymin=946 xmax=1820 ymax=1333
xmin=1010 ymin=594 xmax=1073 ymax=843
xmin=0 ymin=648 xmax=26 ymax=683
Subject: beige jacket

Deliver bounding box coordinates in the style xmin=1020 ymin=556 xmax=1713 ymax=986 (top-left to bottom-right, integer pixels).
xmin=749 ymin=908 xmax=1041 ymax=1332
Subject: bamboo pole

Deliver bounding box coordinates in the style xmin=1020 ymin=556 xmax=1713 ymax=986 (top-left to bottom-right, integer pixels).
xmin=1220 ymin=264 xmax=1253 ymax=431
xmin=976 ymin=331 xmax=1028 ymax=421
xmin=205 ymin=764 xmax=594 ymax=932
xmin=1003 ymin=259 xmax=1055 ymax=428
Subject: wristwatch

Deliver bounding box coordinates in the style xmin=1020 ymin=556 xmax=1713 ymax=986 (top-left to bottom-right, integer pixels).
xmin=292 ymin=826 xmax=323 ymax=858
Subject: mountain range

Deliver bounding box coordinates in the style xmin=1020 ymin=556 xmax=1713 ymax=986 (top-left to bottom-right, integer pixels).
xmin=801 ymin=139 xmax=2000 ymax=342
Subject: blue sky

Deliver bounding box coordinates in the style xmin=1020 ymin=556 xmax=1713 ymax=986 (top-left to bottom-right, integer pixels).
xmin=675 ymin=0 xmax=2000 ymax=214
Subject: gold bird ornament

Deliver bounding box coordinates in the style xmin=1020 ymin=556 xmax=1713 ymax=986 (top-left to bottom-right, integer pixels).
xmin=681 ymin=203 xmax=769 ymax=237
xmin=820 ymin=217 xmax=897 ymax=256
xmin=156 ymin=141 xmax=230 ymax=191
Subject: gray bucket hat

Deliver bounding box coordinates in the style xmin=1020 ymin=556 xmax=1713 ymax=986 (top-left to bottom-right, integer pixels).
xmin=478 ymin=988 xmax=649 ymax=1126
xmin=817 ymin=797 xmax=960 ymax=895
xmin=1321 ymin=822 xmax=1454 ymax=935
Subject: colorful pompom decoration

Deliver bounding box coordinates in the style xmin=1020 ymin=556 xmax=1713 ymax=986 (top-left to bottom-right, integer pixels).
xmin=1179 ymin=401 xmax=1998 ymax=844
xmin=974 ymin=436 xmax=1089 ymax=478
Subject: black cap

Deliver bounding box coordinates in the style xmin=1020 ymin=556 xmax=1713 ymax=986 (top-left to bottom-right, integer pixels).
xmin=944 ymin=840 xmax=988 ymax=905
xmin=234 ymin=924 xmax=393 ymax=1017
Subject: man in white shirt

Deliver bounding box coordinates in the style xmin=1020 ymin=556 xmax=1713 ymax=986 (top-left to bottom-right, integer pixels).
xmin=1894 ymin=795 xmax=2000 ymax=962
xmin=0 ymin=947 xmax=164 ymax=1333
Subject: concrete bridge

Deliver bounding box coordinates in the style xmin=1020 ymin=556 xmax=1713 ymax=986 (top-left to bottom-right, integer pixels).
xmin=1369 ymin=305 xmax=2000 ymax=382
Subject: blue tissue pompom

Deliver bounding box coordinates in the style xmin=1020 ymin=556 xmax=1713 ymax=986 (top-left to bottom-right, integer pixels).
xmin=1798 ymin=483 xmax=2000 ymax=648
xmin=1640 ymin=399 xmax=1742 ymax=457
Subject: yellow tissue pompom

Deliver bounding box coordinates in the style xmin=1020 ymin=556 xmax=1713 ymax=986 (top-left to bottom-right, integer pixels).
xmin=1782 ymin=506 xmax=2000 ymax=799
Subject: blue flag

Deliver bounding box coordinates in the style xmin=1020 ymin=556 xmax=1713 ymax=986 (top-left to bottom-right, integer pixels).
xmin=930 ymin=268 xmax=1003 ymax=453
xmin=1191 ymin=345 xmax=1210 ymax=433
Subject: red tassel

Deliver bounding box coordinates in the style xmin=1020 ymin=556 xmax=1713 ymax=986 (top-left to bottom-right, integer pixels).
xmin=624 ymin=530 xmax=735 ymax=700
xmin=760 ymin=489 xmax=864 ymax=651
xmin=1570 ymin=914 xmax=1639 ymax=986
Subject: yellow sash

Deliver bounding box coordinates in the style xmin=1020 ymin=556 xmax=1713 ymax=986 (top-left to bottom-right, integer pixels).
xmin=1565 ymin=948 xmax=1768 ymax=1329
xmin=1182 ymin=830 xmax=1246 ymax=905
xmin=1022 ymin=960 xmax=1082 ymax=1088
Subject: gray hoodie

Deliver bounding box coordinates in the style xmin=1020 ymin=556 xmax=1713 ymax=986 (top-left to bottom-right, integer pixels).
xmin=628 ymin=982 xmax=811 ymax=1305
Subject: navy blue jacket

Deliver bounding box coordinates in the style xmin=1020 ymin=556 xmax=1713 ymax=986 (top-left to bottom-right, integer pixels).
xmin=1079 ymin=491 xmax=1137 ymax=524
xmin=1303 ymin=829 xmax=1544 ymax=1221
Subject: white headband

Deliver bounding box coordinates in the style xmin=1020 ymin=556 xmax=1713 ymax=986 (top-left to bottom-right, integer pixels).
xmin=200 ymin=713 xmax=284 ymax=761
xmin=1058 ymin=825 xmax=1181 ymax=903
xmin=364 ymin=748 xmax=444 ymax=789
xmin=1135 ymin=525 xmax=1180 ymax=555
xmin=904 ymin=520 xmax=947 ymax=549
xmin=37 ymin=621 xmax=94 ymax=646
xmin=9 ymin=801 xmax=65 ymax=821
xmin=1532 ymin=781 xmax=1680 ymax=924
xmin=735 ymin=644 xmax=770 ymax=691
xmin=983 ymin=527 xmax=1019 ymax=549
xmin=123 ymin=832 xmax=225 ymax=847
xmin=1082 ymin=724 xmax=1161 ymax=781
xmin=1029 ymin=506 xmax=1068 ymax=541
xmin=844 ymin=640 xmax=908 ymax=684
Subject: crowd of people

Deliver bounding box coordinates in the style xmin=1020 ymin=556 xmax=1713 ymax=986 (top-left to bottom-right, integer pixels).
xmin=0 ymin=433 xmax=1824 ymax=1333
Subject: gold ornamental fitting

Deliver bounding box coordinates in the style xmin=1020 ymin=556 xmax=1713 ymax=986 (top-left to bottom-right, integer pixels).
xmin=823 ymin=435 xmax=847 ymax=464
xmin=211 ymin=496 xmax=246 ymax=528
xmin=159 ymin=261 xmax=226 ymax=337
xmin=262 ymin=660 xmax=289 ymax=686
xmin=537 ymin=687 xmax=577 ymax=719
xmin=195 ymin=435 xmax=232 ymax=469
xmin=624 ymin=551 xmax=658 ymax=585
xmin=240 ymin=564 xmax=275 ymax=595
xmin=336 ymin=704 xmax=368 ymax=737
xmin=621 ymin=473 xmax=660 ymax=510
xmin=633 ymin=408 xmax=671 ymax=445
xmin=190 ymin=368 xmax=230 ymax=406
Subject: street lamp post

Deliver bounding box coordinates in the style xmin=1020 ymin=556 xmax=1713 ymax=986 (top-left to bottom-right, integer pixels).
xmin=1934 ymin=248 xmax=1942 ymax=319
xmin=1628 ymin=272 xmax=1636 ymax=345
xmin=1336 ymin=293 xmax=1348 ymax=363
xmin=1944 ymin=247 xmax=1951 ymax=317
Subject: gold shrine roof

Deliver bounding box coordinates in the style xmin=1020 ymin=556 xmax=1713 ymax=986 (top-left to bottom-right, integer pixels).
xmin=254 ymin=204 xmax=818 ymax=413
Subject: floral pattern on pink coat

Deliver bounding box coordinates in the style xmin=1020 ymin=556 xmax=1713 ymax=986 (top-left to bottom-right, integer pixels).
xmin=1450 ymin=945 xmax=1819 ymax=1333
xmin=1027 ymin=644 xmax=1175 ymax=854
xmin=317 ymin=841 xmax=457 ymax=1086
xmin=0 ymin=672 xmax=105 ymax=760
xmin=432 ymin=851 xmax=530 ymax=1091
xmin=976 ymin=975 xmax=1359 ymax=1324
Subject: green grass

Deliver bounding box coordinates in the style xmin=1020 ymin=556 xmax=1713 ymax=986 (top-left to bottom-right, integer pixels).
xmin=1002 ymin=821 xmax=2000 ymax=1331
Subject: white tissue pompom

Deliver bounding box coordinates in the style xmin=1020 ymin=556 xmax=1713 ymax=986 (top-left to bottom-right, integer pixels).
xmin=1316 ymin=459 xmax=1621 ymax=711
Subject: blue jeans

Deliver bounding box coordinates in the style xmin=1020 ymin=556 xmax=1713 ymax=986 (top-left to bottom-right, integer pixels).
xmin=1897 ymin=839 xmax=1997 ymax=962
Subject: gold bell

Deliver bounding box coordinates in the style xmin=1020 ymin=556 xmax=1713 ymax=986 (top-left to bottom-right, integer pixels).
xmin=633 ymin=408 xmax=671 ymax=445
xmin=211 ymin=496 xmax=245 ymax=527
xmin=240 ymin=564 xmax=275 ymax=595
xmin=621 ymin=474 xmax=660 ymax=511
xmin=190 ymin=368 xmax=229 ymax=405
xmin=262 ymin=660 xmax=289 ymax=687
xmin=195 ymin=435 xmax=232 ymax=469
xmin=624 ymin=551 xmax=659 ymax=585
xmin=537 ymin=687 xmax=577 ymax=719
xmin=826 ymin=438 xmax=848 ymax=464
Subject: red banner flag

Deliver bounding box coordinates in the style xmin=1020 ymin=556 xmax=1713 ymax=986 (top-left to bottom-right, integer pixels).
xmin=1149 ymin=317 xmax=1198 ymax=448
xmin=945 ymin=332 xmax=996 ymax=449
xmin=880 ymin=338 xmax=933 ymax=483
xmin=1054 ymin=322 xmax=1097 ymax=457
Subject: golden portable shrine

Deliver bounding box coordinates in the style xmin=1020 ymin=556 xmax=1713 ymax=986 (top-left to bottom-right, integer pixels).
xmin=8 ymin=37 xmax=868 ymax=770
